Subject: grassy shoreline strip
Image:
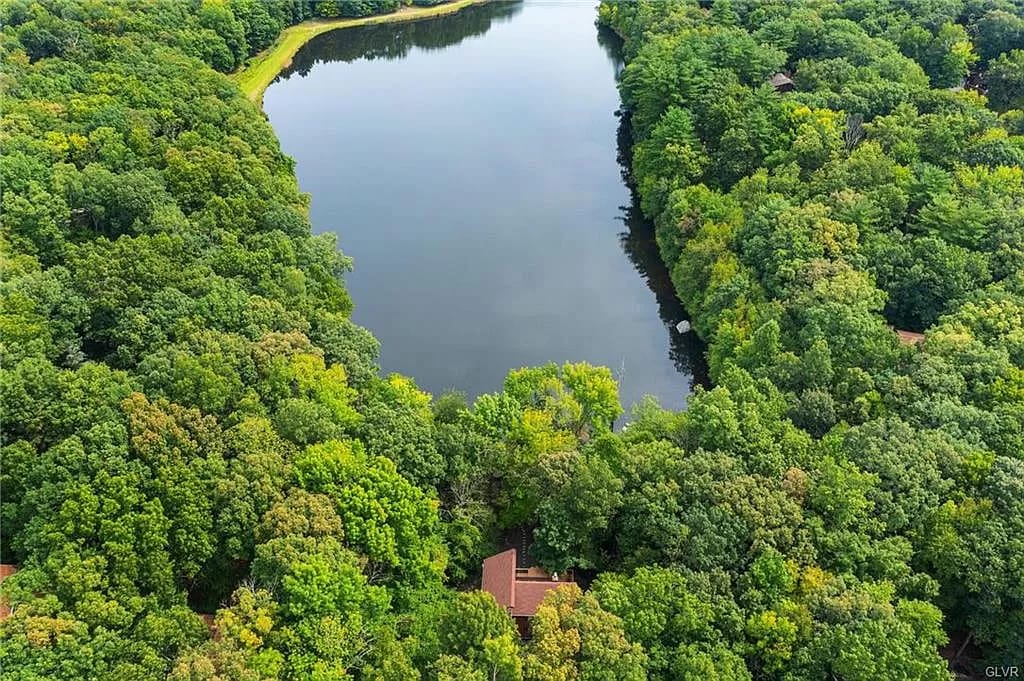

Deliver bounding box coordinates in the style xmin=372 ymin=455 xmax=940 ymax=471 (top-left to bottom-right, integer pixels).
xmin=232 ymin=0 xmax=484 ymax=105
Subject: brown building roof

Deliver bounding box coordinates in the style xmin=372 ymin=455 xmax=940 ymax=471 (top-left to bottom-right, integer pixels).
xmin=896 ymin=329 xmax=925 ymax=345
xmin=770 ymin=72 xmax=795 ymax=91
xmin=0 ymin=564 xmax=18 ymax=621
xmin=481 ymin=549 xmax=572 ymax=618
xmin=482 ymin=549 xmax=516 ymax=612
xmin=512 ymin=580 xmax=567 ymax=617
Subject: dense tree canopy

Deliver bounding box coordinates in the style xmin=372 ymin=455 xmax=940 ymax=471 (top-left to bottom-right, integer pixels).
xmin=600 ymin=0 xmax=1024 ymax=674
xmin=1 ymin=0 xmax=1022 ymax=679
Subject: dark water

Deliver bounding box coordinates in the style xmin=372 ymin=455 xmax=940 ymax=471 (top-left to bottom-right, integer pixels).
xmin=264 ymin=0 xmax=706 ymax=411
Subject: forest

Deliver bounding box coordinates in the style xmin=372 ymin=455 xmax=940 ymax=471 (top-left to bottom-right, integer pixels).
xmin=1 ymin=0 xmax=1022 ymax=680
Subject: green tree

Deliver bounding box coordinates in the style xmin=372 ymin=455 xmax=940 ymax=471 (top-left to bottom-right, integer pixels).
xmin=434 ymin=591 xmax=522 ymax=681
xmin=523 ymin=584 xmax=646 ymax=681
xmin=973 ymin=9 xmax=1024 ymax=62
xmin=291 ymin=439 xmax=446 ymax=594
xmin=986 ymin=49 xmax=1024 ymax=112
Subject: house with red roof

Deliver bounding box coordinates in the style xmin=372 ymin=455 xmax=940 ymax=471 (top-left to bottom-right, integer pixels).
xmin=895 ymin=329 xmax=926 ymax=345
xmin=481 ymin=548 xmax=573 ymax=637
xmin=0 ymin=564 xmax=18 ymax=620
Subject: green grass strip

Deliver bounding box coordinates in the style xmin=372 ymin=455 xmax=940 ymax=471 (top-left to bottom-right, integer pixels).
xmin=233 ymin=0 xmax=484 ymax=106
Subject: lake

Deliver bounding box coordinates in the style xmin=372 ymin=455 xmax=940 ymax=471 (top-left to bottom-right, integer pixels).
xmin=263 ymin=0 xmax=706 ymax=412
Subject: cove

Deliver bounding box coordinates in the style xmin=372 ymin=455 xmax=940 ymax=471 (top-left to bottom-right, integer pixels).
xmin=262 ymin=0 xmax=707 ymax=411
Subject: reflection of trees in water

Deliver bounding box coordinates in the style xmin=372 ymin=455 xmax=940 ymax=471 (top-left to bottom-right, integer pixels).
xmin=601 ymin=25 xmax=708 ymax=385
xmin=595 ymin=22 xmax=624 ymax=78
xmin=280 ymin=1 xmax=524 ymax=79
xmin=614 ymin=111 xmax=710 ymax=388
xmin=277 ymin=4 xmax=706 ymax=389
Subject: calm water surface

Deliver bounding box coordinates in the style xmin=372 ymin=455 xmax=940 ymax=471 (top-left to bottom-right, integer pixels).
xmin=264 ymin=0 xmax=706 ymax=411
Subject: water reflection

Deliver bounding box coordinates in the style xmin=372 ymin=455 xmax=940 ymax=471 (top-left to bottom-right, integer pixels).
xmin=616 ymin=190 xmax=709 ymax=388
xmin=613 ymin=117 xmax=709 ymax=388
xmin=595 ymin=22 xmax=625 ymax=77
xmin=264 ymin=0 xmax=706 ymax=410
xmin=602 ymin=26 xmax=709 ymax=390
xmin=279 ymin=1 xmax=524 ymax=80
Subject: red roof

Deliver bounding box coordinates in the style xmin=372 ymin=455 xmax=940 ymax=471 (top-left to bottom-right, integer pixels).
xmin=481 ymin=549 xmax=572 ymax=618
xmin=512 ymin=580 xmax=567 ymax=617
xmin=482 ymin=549 xmax=516 ymax=611
xmin=0 ymin=564 xmax=18 ymax=621
xmin=896 ymin=329 xmax=925 ymax=345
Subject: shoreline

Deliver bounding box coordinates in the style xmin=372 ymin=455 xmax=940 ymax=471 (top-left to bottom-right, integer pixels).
xmin=232 ymin=0 xmax=486 ymax=106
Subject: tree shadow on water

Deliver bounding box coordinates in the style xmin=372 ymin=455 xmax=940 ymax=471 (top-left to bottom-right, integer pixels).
xmin=280 ymin=1 xmax=525 ymax=80
xmin=613 ymin=110 xmax=710 ymax=389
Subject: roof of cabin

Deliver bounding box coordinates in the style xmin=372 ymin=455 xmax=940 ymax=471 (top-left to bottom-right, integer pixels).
xmin=512 ymin=580 xmax=567 ymax=617
xmin=0 ymin=564 xmax=18 ymax=621
xmin=896 ymin=329 xmax=925 ymax=345
xmin=481 ymin=549 xmax=573 ymax=618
